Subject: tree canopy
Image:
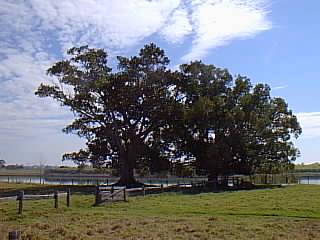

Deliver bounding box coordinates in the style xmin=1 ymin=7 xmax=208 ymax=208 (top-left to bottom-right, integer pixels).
xmin=36 ymin=43 xmax=301 ymax=186
xmin=175 ymin=62 xmax=301 ymax=180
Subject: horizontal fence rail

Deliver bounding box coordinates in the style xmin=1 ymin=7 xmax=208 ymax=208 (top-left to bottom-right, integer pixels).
xmin=94 ymin=186 xmax=126 ymax=206
xmin=15 ymin=189 xmax=71 ymax=214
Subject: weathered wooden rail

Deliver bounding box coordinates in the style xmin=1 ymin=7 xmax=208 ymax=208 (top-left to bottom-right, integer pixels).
xmin=15 ymin=189 xmax=71 ymax=214
xmin=93 ymin=183 xmax=197 ymax=206
xmin=8 ymin=230 xmax=21 ymax=240
xmin=94 ymin=185 xmax=127 ymax=206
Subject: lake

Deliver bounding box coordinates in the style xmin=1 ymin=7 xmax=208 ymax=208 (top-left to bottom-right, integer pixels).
xmin=1 ymin=175 xmax=320 ymax=185
xmin=298 ymin=176 xmax=320 ymax=184
xmin=0 ymin=175 xmax=207 ymax=186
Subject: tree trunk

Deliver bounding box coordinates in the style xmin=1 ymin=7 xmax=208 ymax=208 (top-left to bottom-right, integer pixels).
xmin=208 ymin=173 xmax=218 ymax=190
xmin=116 ymin=143 xmax=142 ymax=187
xmin=117 ymin=162 xmax=137 ymax=186
xmin=208 ymin=172 xmax=229 ymax=190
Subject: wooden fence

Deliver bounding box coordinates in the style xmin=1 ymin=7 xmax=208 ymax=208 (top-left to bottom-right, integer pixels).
xmin=93 ymin=183 xmax=200 ymax=206
xmin=15 ymin=189 xmax=71 ymax=214
xmin=94 ymin=185 xmax=127 ymax=206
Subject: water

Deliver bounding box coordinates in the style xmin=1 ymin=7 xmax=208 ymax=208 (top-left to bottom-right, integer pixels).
xmin=298 ymin=176 xmax=320 ymax=184
xmin=0 ymin=175 xmax=207 ymax=186
xmin=2 ymin=175 xmax=320 ymax=185
xmin=0 ymin=176 xmax=115 ymax=185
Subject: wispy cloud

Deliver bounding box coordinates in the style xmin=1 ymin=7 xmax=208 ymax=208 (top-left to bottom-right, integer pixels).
xmin=0 ymin=0 xmax=271 ymax=164
xmin=273 ymin=85 xmax=288 ymax=90
xmin=160 ymin=6 xmax=193 ymax=43
xmin=0 ymin=0 xmax=271 ymax=58
xmin=28 ymin=0 xmax=180 ymax=51
xmin=181 ymin=0 xmax=271 ymax=61
xmin=296 ymin=112 xmax=320 ymax=139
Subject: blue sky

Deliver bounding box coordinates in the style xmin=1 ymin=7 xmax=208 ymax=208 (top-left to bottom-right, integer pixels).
xmin=0 ymin=0 xmax=319 ymax=165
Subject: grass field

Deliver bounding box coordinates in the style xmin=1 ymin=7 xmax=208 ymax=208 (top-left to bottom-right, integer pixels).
xmin=0 ymin=168 xmax=42 ymax=176
xmin=0 ymin=184 xmax=320 ymax=239
xmin=0 ymin=167 xmax=112 ymax=176
xmin=295 ymin=163 xmax=320 ymax=171
xmin=0 ymin=183 xmax=50 ymax=191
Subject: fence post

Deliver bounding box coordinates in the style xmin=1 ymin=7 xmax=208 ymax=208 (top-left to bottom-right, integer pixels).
xmin=18 ymin=190 xmax=24 ymax=215
xmin=190 ymin=181 xmax=194 ymax=193
xmin=67 ymin=189 xmax=71 ymax=207
xmin=8 ymin=230 xmax=21 ymax=240
xmin=95 ymin=185 xmax=101 ymax=205
xmin=142 ymin=185 xmax=145 ymax=196
xmin=123 ymin=187 xmax=127 ymax=201
xmin=111 ymin=185 xmax=114 ymax=201
xmin=161 ymin=184 xmax=164 ymax=193
xmin=54 ymin=192 xmax=58 ymax=209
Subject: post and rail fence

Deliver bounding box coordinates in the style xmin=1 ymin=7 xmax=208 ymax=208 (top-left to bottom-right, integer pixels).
xmin=94 ymin=185 xmax=127 ymax=206
xmin=16 ymin=189 xmax=71 ymax=214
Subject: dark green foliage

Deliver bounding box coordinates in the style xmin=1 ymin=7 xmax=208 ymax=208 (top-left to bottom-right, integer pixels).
xmin=36 ymin=44 xmax=179 ymax=185
xmin=174 ymin=61 xmax=301 ymax=180
xmin=36 ymin=44 xmax=301 ymax=185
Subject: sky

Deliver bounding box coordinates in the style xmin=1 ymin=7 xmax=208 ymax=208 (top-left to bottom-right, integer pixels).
xmin=0 ymin=0 xmax=319 ymax=166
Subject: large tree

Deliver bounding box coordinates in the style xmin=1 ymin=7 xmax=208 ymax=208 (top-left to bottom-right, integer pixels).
xmin=175 ymin=61 xmax=301 ymax=183
xmin=36 ymin=45 xmax=301 ymax=186
xmin=36 ymin=44 xmax=179 ymax=186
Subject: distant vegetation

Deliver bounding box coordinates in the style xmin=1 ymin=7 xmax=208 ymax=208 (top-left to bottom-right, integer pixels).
xmin=294 ymin=162 xmax=320 ymax=171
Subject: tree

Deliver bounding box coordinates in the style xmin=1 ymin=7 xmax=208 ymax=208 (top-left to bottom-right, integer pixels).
xmin=36 ymin=44 xmax=301 ymax=187
xmin=36 ymin=44 xmax=179 ymax=186
xmin=175 ymin=61 xmax=301 ymax=184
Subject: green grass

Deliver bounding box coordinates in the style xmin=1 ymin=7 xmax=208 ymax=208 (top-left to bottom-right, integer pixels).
xmin=0 ymin=183 xmax=51 ymax=191
xmin=0 ymin=166 xmax=112 ymax=176
xmin=0 ymin=168 xmax=42 ymax=176
xmin=295 ymin=163 xmax=320 ymax=171
xmin=1 ymin=184 xmax=320 ymax=239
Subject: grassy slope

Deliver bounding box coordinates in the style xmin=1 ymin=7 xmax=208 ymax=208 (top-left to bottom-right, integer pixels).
xmin=295 ymin=163 xmax=320 ymax=171
xmin=0 ymin=183 xmax=51 ymax=191
xmin=0 ymin=167 xmax=112 ymax=176
xmin=0 ymin=184 xmax=320 ymax=239
xmin=0 ymin=168 xmax=42 ymax=176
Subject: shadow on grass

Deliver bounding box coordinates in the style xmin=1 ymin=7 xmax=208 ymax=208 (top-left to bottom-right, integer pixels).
xmin=176 ymin=182 xmax=283 ymax=195
xmin=0 ymin=185 xmax=96 ymax=198
xmin=0 ymin=181 xmax=284 ymax=199
xmin=127 ymin=181 xmax=284 ymax=197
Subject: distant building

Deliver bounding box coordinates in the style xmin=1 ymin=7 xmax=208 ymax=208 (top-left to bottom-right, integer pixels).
xmin=5 ymin=164 xmax=24 ymax=169
xmin=0 ymin=160 xmax=5 ymax=168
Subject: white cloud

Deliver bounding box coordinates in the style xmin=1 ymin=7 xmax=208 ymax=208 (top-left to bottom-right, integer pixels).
xmin=296 ymin=112 xmax=320 ymax=139
xmin=0 ymin=0 xmax=271 ymax=164
xmin=273 ymin=85 xmax=288 ymax=90
xmin=182 ymin=0 xmax=271 ymax=61
xmin=28 ymin=0 xmax=180 ymax=51
xmin=160 ymin=6 xmax=193 ymax=43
